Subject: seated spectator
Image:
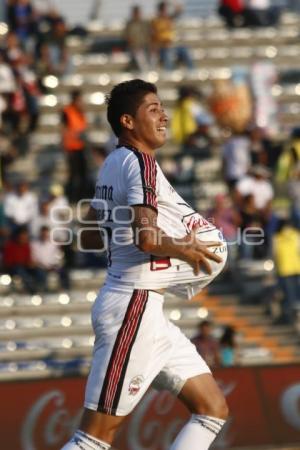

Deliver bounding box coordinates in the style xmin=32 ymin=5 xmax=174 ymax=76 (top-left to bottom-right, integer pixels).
xmin=48 ymin=184 xmax=74 ymax=268
xmin=244 ymin=0 xmax=281 ymax=27
xmin=273 ymin=219 xmax=300 ymax=324
xmin=222 ymin=131 xmax=251 ymax=191
xmin=3 ymin=226 xmax=44 ymax=293
xmin=151 ymin=1 xmax=193 ymax=71
xmin=288 ymin=163 xmax=300 ymax=230
xmin=218 ymin=0 xmax=246 ymax=28
xmin=3 ymin=180 xmax=38 ymax=230
xmin=124 ymin=5 xmax=151 ymax=72
xmin=191 ymin=320 xmax=221 ymax=368
xmin=235 ymin=166 xmax=273 ymax=258
xmin=3 ymin=31 xmax=27 ymax=71
xmin=35 ymin=43 xmax=55 ymax=91
xmin=185 ymin=113 xmax=215 ymax=159
xmin=235 ymin=165 xmax=273 ymax=219
xmin=219 ymin=325 xmax=237 ymax=367
xmin=238 ymin=193 xmax=264 ymax=259
xmin=30 ymin=199 xmax=52 ymax=238
xmin=31 ymin=226 xmax=70 ymax=291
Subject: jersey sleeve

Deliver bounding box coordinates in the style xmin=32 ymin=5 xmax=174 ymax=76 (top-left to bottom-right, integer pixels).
xmin=125 ymin=152 xmax=158 ymax=211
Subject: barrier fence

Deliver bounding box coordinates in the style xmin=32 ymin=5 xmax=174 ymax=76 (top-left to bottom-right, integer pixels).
xmin=1 ymin=365 xmax=300 ymax=450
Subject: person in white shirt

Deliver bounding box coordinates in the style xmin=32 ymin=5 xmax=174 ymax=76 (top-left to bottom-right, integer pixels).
xmin=235 ymin=165 xmax=273 ymax=213
xmin=31 ymin=225 xmax=70 ymax=290
xmin=61 ymin=79 xmax=228 ymax=450
xmin=222 ymin=132 xmax=251 ymax=190
xmin=4 ymin=180 xmax=38 ymax=229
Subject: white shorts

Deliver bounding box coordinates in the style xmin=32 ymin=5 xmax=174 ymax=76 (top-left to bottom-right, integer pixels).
xmin=84 ymin=285 xmax=211 ymax=416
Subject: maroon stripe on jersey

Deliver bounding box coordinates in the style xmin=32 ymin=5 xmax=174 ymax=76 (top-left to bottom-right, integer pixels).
xmin=97 ymin=289 xmax=148 ymax=415
xmin=140 ymin=152 xmax=157 ymax=209
xmin=126 ymin=146 xmax=157 ymax=209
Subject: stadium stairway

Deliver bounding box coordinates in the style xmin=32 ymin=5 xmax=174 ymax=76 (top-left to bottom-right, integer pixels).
xmin=0 ymin=267 xmax=299 ymax=380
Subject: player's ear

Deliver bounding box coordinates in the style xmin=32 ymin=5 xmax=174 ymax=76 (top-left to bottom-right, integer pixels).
xmin=120 ymin=114 xmax=134 ymax=131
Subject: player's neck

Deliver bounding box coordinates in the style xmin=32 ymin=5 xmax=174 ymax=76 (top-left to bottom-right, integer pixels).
xmin=118 ymin=138 xmax=155 ymax=157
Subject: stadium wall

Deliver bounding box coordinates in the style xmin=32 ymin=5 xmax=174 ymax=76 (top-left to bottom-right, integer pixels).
xmin=1 ymin=364 xmax=300 ymax=450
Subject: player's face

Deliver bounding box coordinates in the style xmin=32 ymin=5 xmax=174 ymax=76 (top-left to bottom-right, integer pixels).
xmin=132 ymin=92 xmax=168 ymax=149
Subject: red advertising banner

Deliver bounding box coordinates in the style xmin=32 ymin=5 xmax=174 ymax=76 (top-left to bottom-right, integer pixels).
xmin=0 ymin=365 xmax=300 ymax=450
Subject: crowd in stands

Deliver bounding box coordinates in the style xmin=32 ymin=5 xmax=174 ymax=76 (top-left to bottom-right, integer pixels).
xmin=0 ymin=1 xmax=299 ymax=327
xmin=124 ymin=2 xmax=193 ymax=72
xmin=192 ymin=320 xmax=238 ymax=368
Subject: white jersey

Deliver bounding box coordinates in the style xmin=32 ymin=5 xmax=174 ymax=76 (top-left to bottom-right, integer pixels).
xmin=91 ymin=145 xmax=227 ymax=290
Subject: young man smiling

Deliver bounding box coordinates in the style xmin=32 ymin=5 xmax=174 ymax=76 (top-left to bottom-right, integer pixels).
xmin=61 ymin=79 xmax=228 ymax=450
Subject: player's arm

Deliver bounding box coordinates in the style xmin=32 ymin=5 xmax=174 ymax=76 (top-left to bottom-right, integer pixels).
xmin=79 ymin=206 xmax=105 ymax=251
xmin=131 ymin=205 xmax=222 ymax=275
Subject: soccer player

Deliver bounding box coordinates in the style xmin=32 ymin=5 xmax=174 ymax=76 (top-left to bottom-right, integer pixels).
xmin=61 ymin=79 xmax=228 ymax=450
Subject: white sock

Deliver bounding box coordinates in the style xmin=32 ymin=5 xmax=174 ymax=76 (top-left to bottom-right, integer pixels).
xmin=169 ymin=414 xmax=226 ymax=450
xmin=61 ymin=430 xmax=111 ymax=450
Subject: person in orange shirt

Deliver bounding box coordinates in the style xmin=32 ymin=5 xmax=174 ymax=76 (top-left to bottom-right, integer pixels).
xmin=62 ymin=90 xmax=88 ymax=203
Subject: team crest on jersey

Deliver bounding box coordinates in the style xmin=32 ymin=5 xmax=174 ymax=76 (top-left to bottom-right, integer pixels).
xmin=128 ymin=375 xmax=144 ymax=396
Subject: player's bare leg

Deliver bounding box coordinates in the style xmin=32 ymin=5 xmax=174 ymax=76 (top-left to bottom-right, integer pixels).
xmin=169 ymin=373 xmax=228 ymax=450
xmin=61 ymin=409 xmax=126 ymax=449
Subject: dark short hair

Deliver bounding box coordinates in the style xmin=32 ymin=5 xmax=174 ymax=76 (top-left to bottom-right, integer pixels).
xmin=106 ymin=79 xmax=157 ymax=137
xmin=158 ymin=1 xmax=167 ymax=12
xmin=70 ymin=89 xmax=81 ymax=102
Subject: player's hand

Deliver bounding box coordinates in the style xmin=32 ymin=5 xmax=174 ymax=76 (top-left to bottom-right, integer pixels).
xmin=183 ymin=229 xmax=223 ymax=275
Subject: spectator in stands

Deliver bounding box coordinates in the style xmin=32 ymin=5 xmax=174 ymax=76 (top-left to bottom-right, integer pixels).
xmin=3 ymin=225 xmax=44 ymax=293
xmin=185 ymin=113 xmax=215 ymax=159
xmin=31 ymin=225 xmax=70 ymax=291
xmin=219 ymin=325 xmax=237 ymax=367
xmin=3 ymin=180 xmax=38 ymax=230
xmin=48 ymin=184 xmax=74 ymax=268
xmin=4 ymin=30 xmax=27 ymax=69
xmin=6 ymin=0 xmax=36 ymax=49
xmin=124 ymin=5 xmax=151 ymax=73
xmin=191 ymin=320 xmax=221 ymax=368
xmin=0 ymin=49 xmax=16 ymax=95
xmin=273 ymin=219 xmax=300 ymax=324
xmin=222 ymin=131 xmax=251 ymax=191
xmin=276 ymin=127 xmax=300 ymax=184
xmin=218 ymin=0 xmax=246 ymax=28
xmin=244 ymin=0 xmax=281 ymax=27
xmin=0 ymin=192 xmax=9 ymax=251
xmin=30 ymin=199 xmax=52 ymax=238
xmin=235 ymin=165 xmax=273 ymax=219
xmin=151 ymin=1 xmax=193 ymax=71
xmin=38 ymin=16 xmax=69 ymax=76
xmin=238 ymin=193 xmax=263 ymax=259
xmin=288 ymin=163 xmax=300 ymax=230
xmin=35 ymin=43 xmax=55 ymax=91
xmin=0 ymin=131 xmax=17 ymax=183
xmin=62 ymin=90 xmax=88 ymax=203
xmin=235 ymin=166 xmax=274 ymax=258
xmin=171 ymin=85 xmax=201 ymax=147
